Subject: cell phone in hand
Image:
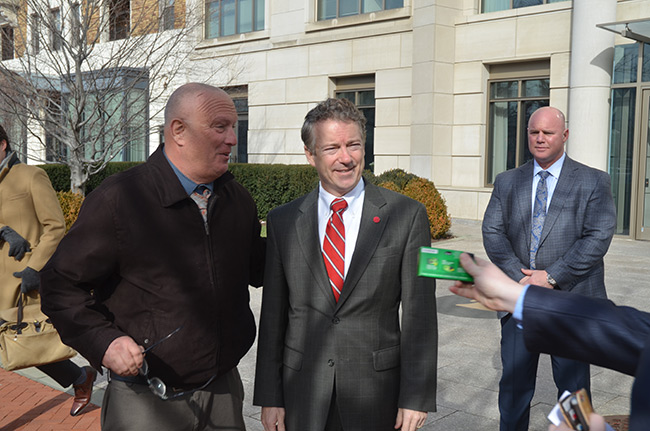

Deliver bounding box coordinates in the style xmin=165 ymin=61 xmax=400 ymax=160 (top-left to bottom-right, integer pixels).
xmin=559 ymin=389 xmax=593 ymax=430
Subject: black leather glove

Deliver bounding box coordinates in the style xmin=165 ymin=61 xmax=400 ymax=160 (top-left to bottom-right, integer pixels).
xmin=0 ymin=226 xmax=30 ymax=261
xmin=14 ymin=267 xmax=40 ymax=294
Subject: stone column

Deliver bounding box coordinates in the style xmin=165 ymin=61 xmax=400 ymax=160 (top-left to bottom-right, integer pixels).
xmin=566 ymin=0 xmax=617 ymax=170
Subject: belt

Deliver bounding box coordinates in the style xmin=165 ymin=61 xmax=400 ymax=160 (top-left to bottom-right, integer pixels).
xmin=108 ymin=371 xmax=148 ymax=385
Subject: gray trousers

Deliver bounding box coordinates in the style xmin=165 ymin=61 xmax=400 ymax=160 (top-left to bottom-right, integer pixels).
xmin=101 ymin=367 xmax=246 ymax=431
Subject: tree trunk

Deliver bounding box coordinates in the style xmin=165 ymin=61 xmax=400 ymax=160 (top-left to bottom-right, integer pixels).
xmin=69 ymin=161 xmax=88 ymax=196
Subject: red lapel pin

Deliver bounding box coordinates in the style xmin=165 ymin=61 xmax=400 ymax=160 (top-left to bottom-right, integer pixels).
xmin=373 ymin=216 xmax=380 ymax=223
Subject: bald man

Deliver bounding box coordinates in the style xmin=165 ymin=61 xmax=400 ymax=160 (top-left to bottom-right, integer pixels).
xmin=482 ymin=106 xmax=616 ymax=431
xmin=40 ymin=83 xmax=265 ymax=430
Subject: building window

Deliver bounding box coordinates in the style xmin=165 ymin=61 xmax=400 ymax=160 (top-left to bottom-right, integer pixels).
xmin=109 ymin=0 xmax=130 ymax=41
xmin=482 ymin=0 xmax=567 ymax=13
xmin=31 ymin=14 xmax=40 ymax=54
xmin=334 ymin=75 xmax=375 ymax=171
xmin=607 ymin=43 xmax=650 ymax=236
xmin=45 ymin=93 xmax=68 ymax=162
xmin=161 ymin=0 xmax=175 ymax=31
xmin=205 ymin=0 xmax=264 ymax=39
xmin=68 ymin=68 xmax=149 ymax=162
xmin=226 ymin=86 xmax=248 ymax=163
xmin=49 ymin=8 xmax=63 ymax=50
xmin=318 ymin=0 xmax=403 ymax=20
xmin=1 ymin=26 xmax=14 ymax=60
xmin=486 ymin=67 xmax=550 ymax=184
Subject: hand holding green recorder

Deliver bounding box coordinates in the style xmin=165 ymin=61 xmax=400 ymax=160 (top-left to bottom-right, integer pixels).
xmin=417 ymin=247 xmax=474 ymax=282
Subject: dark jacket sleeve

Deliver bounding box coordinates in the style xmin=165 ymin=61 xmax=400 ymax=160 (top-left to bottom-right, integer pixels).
xmin=40 ymin=187 xmax=126 ymax=371
xmin=522 ymin=285 xmax=650 ymax=376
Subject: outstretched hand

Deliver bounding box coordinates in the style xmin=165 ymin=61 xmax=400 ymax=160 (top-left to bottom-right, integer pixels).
xmin=448 ymin=254 xmax=523 ymax=314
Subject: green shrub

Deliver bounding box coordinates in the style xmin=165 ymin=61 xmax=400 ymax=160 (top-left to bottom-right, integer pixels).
xmin=402 ymin=177 xmax=451 ymax=240
xmin=42 ymin=164 xmax=71 ymax=192
xmin=372 ymin=169 xmax=418 ymax=190
xmin=43 ymin=163 xmax=451 ymax=239
xmin=56 ymin=191 xmax=84 ymax=233
xmin=229 ymin=163 xmax=319 ymax=220
xmin=41 ymin=162 xmax=142 ymax=195
xmin=371 ymin=169 xmax=451 ymax=240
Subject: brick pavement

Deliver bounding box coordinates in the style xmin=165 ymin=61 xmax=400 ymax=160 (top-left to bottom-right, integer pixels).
xmin=0 ymin=367 xmax=101 ymax=431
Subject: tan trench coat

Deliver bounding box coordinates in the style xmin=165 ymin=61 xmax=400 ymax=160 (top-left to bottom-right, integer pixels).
xmin=0 ymin=156 xmax=65 ymax=310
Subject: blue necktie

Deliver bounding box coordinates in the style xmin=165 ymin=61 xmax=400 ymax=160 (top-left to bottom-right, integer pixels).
xmin=530 ymin=171 xmax=550 ymax=269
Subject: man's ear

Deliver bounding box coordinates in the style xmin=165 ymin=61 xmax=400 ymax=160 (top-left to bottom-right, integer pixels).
xmin=304 ymin=145 xmax=316 ymax=167
xmin=169 ymin=119 xmax=186 ymax=146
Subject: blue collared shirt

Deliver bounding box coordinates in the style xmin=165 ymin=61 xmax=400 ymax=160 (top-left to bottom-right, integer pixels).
xmin=163 ymin=148 xmax=214 ymax=194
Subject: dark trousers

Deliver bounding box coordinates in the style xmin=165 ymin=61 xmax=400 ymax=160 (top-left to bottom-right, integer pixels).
xmin=101 ymin=367 xmax=246 ymax=431
xmin=37 ymin=359 xmax=83 ymax=388
xmin=499 ymin=315 xmax=591 ymax=431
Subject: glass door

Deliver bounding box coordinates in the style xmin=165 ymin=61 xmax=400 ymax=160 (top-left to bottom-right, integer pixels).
xmin=637 ymin=90 xmax=650 ymax=240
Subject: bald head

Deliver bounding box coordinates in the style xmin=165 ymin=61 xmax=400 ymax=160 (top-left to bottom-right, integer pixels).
xmin=163 ymin=83 xmax=238 ymax=183
xmin=528 ymin=106 xmax=566 ymax=130
xmin=164 ymin=83 xmax=230 ymax=128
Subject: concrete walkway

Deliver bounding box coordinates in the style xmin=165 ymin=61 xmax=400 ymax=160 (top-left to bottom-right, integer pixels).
xmin=5 ymin=218 xmax=649 ymax=430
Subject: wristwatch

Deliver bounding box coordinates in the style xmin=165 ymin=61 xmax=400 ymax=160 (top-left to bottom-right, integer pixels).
xmin=547 ymin=273 xmax=558 ymax=288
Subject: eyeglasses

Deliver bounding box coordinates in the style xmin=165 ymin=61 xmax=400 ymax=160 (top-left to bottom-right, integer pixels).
xmin=139 ymin=326 xmax=216 ymax=400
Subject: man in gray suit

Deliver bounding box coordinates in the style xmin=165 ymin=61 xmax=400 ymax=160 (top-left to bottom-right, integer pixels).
xmin=482 ymin=106 xmax=617 ymax=431
xmin=253 ymin=98 xmax=438 ymax=431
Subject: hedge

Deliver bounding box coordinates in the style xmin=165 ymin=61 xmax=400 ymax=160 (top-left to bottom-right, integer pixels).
xmin=43 ymin=163 xmax=451 ymax=239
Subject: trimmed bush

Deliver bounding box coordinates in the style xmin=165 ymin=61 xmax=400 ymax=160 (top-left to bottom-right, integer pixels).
xmin=372 ymin=169 xmax=451 ymax=240
xmin=56 ymin=191 xmax=84 ymax=233
xmin=402 ymin=177 xmax=451 ymax=240
xmin=43 ymin=163 xmax=452 ymax=239
xmin=229 ymin=164 xmax=319 ymax=220
xmin=41 ymin=162 xmax=142 ymax=195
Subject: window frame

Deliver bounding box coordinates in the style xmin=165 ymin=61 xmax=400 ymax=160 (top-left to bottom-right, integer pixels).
xmin=109 ymin=0 xmax=131 ymax=41
xmin=49 ymin=8 xmax=63 ymax=51
xmin=160 ymin=0 xmax=175 ymax=31
xmin=485 ymin=61 xmax=550 ymax=185
xmin=1 ymin=26 xmax=14 ymax=60
xmin=317 ymin=0 xmax=404 ymax=21
xmin=481 ymin=0 xmax=568 ymax=13
xmin=204 ymin=0 xmax=264 ymax=40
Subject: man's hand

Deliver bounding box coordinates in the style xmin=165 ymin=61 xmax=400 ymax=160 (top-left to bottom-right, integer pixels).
xmin=520 ymin=269 xmax=553 ymax=288
xmin=0 ymin=226 xmax=30 ymax=261
xmin=395 ymin=408 xmax=427 ymax=431
xmin=261 ymin=406 xmax=286 ymax=431
xmin=13 ymin=266 xmax=40 ymax=293
xmin=548 ymin=412 xmax=607 ymax=431
xmin=102 ymin=336 xmax=144 ymax=376
xmin=449 ymin=254 xmax=524 ymax=313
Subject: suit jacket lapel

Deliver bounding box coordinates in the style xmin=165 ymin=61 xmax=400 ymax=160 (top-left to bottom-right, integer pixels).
xmin=336 ymin=182 xmax=388 ymax=310
xmin=540 ymin=156 xmax=575 ymax=245
xmin=296 ymin=189 xmax=337 ymax=307
xmin=515 ymin=162 xmax=534 ymax=250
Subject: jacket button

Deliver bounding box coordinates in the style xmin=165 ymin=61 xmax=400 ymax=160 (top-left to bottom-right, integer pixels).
xmin=328 ymin=359 xmax=335 ymax=367
xmin=332 ymin=317 xmax=340 ymax=324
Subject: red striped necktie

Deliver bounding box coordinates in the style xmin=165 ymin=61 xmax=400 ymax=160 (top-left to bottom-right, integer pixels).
xmin=323 ymin=198 xmax=348 ymax=302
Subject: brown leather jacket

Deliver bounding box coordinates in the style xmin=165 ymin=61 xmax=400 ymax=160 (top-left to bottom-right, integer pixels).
xmin=40 ymin=147 xmax=265 ymax=387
